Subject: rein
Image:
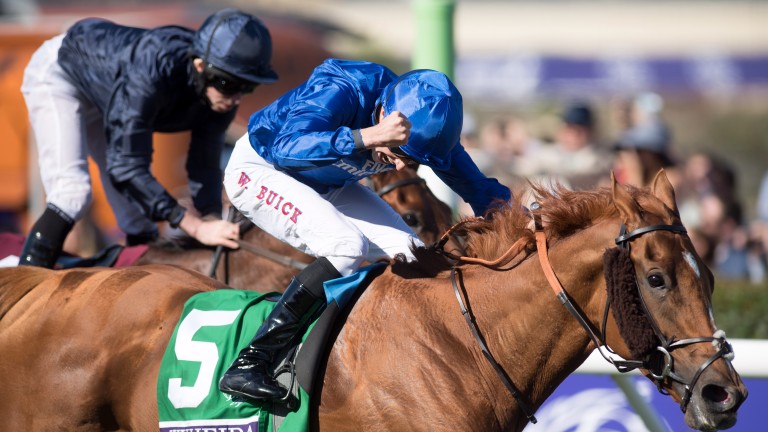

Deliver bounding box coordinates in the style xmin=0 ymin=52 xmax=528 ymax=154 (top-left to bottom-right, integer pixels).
xmin=437 ymin=218 xmax=538 ymax=423
xmin=531 ymin=203 xmax=735 ymax=413
xmin=435 ymin=218 xmax=528 ymax=268
xmin=372 ymin=176 xmax=426 ymax=197
xmin=208 ymin=209 xmax=307 ymax=284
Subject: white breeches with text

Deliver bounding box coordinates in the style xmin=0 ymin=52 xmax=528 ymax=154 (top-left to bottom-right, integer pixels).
xmin=224 ymin=134 xmax=424 ymax=276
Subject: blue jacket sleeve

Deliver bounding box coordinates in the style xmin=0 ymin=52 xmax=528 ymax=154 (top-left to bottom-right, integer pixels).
xmin=433 ymin=144 xmax=512 ymax=216
xmin=268 ymin=81 xmax=361 ymax=171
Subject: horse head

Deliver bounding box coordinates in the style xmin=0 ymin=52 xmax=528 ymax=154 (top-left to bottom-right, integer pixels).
xmin=366 ymin=167 xmax=454 ymax=244
xmin=430 ymin=170 xmax=748 ymax=430
xmin=601 ymin=170 xmax=747 ymax=431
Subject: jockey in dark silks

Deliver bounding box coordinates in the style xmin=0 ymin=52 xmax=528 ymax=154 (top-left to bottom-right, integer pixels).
xmin=218 ymin=59 xmax=512 ymax=402
xmin=19 ymin=8 xmax=278 ymax=268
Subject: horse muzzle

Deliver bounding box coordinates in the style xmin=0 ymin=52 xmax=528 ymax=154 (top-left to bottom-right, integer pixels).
xmin=680 ymin=366 xmax=748 ymax=431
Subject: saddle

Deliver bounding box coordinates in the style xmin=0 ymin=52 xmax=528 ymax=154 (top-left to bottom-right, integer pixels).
xmin=156 ymin=263 xmax=387 ymax=432
xmin=273 ymin=262 xmax=387 ymax=411
xmin=0 ymin=232 xmax=148 ymax=268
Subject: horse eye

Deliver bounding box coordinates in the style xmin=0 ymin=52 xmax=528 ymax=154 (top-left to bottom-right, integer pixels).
xmin=647 ymin=273 xmax=665 ymax=289
xmin=402 ymin=213 xmax=419 ymax=227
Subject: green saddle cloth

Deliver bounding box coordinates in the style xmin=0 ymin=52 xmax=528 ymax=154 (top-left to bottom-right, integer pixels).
xmin=156 ymin=289 xmax=309 ymax=432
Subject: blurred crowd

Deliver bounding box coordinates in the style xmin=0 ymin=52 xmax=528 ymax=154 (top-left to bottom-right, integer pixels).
xmin=433 ymin=92 xmax=768 ymax=284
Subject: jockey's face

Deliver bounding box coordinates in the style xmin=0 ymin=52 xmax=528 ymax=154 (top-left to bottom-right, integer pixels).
xmin=193 ymin=58 xmax=253 ymax=113
xmin=371 ymin=107 xmax=418 ymax=170
xmin=204 ymin=86 xmax=242 ymax=113
xmin=373 ymin=147 xmax=417 ymax=171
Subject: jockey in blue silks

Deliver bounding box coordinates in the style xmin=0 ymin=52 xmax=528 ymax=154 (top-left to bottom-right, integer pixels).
xmin=219 ymin=59 xmax=511 ymax=401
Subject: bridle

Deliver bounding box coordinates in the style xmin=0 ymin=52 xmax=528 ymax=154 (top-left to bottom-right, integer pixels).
xmin=364 ymin=175 xmax=429 ymax=230
xmin=533 ymin=204 xmax=734 ymax=414
xmin=602 ymin=221 xmax=734 ymax=412
xmin=436 ymin=203 xmax=736 ymax=423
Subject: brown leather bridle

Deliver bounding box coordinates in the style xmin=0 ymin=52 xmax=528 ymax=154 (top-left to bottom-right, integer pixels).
xmin=531 ymin=203 xmax=735 ymax=413
xmin=435 ymin=203 xmax=736 ymax=421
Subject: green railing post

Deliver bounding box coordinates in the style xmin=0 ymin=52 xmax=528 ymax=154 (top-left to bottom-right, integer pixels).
xmin=412 ymin=0 xmax=455 ymax=79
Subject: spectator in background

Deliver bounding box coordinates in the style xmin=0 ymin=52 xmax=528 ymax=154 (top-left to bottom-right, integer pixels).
xmin=758 ymin=172 xmax=768 ymax=223
xmin=611 ymin=92 xmax=679 ymax=188
xmin=519 ymin=101 xmax=612 ymax=190
xmin=477 ymin=115 xmax=515 ymax=173
xmin=676 ymin=152 xmax=765 ymax=282
xmin=746 ymin=171 xmax=768 ymax=282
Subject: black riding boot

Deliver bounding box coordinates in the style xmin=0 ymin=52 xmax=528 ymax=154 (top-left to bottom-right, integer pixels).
xmin=219 ymin=257 xmax=341 ymax=401
xmin=18 ymin=204 xmax=74 ymax=268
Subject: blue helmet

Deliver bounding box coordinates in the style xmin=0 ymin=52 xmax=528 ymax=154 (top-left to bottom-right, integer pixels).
xmin=192 ymin=8 xmax=278 ymax=84
xmin=376 ymin=70 xmax=463 ymax=170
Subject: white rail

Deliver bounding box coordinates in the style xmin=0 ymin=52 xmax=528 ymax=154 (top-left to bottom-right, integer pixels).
xmin=577 ymin=338 xmax=768 ymax=378
xmin=572 ymin=338 xmax=766 ymax=432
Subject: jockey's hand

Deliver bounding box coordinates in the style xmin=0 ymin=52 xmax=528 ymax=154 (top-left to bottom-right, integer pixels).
xmin=360 ymin=111 xmax=411 ymax=149
xmin=179 ymin=213 xmax=240 ymax=249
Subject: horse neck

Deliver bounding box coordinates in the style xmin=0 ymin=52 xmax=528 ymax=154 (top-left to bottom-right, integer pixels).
xmin=455 ymin=220 xmax=617 ymax=427
xmin=321 ymin=222 xmax=617 ymax=430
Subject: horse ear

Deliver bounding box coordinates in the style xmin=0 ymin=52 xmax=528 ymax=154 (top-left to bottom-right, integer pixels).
xmin=651 ymin=169 xmax=679 ymax=215
xmin=611 ymin=171 xmax=642 ymax=223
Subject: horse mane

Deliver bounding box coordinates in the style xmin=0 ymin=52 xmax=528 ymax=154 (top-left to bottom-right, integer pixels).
xmin=402 ymin=182 xmax=651 ymax=274
xmin=531 ymin=183 xmax=622 ymax=244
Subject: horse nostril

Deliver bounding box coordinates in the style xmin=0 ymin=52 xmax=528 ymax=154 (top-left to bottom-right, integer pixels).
xmin=702 ymin=384 xmax=730 ymax=404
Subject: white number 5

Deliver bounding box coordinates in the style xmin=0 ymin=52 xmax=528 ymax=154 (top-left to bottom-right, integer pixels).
xmin=167 ymin=309 xmax=241 ymax=408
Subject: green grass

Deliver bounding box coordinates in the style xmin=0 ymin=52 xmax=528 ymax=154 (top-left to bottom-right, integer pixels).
xmin=712 ymin=278 xmax=768 ymax=339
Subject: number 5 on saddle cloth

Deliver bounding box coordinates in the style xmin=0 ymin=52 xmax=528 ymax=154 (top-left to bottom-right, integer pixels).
xmin=156 ymin=263 xmax=386 ymax=432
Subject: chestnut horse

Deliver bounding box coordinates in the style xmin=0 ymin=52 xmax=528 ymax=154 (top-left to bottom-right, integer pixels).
xmin=0 ymin=171 xmax=746 ymax=431
xmin=135 ymin=167 xmax=454 ymax=291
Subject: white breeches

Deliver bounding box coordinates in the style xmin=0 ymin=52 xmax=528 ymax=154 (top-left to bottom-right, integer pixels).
xmin=224 ymin=134 xmax=424 ymax=276
xmin=21 ymin=34 xmax=156 ymax=235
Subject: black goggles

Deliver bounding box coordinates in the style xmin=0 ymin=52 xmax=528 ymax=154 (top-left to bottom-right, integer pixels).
xmin=205 ymin=65 xmax=257 ymax=96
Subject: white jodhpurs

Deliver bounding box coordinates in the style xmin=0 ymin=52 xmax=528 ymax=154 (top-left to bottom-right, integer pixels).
xmin=21 ymin=34 xmax=156 ymax=236
xmin=224 ymin=134 xmax=424 ymax=276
